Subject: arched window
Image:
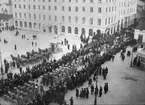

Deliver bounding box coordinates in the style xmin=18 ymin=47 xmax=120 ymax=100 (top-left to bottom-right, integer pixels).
xmin=15 ymin=21 xmax=18 ymax=26
xmin=29 ymin=22 xmax=32 ymax=28
xmin=34 ymin=23 xmax=36 ymax=28
xmin=62 ymin=26 xmax=65 ymax=32
xmin=108 ymin=18 xmax=110 ymax=24
xmin=68 ymin=26 xmax=71 ymax=33
xmin=20 ymin=21 xmax=23 ymax=27
xmin=54 ymin=25 xmax=58 ymax=34
xmin=81 ymin=28 xmax=85 ymax=35
xmin=98 ymin=18 xmax=101 ymax=25
xmin=24 ymin=22 xmax=27 ymax=27
xmin=49 ymin=26 xmax=52 ymax=33
xmin=75 ymin=27 xmax=78 ymax=34
xmin=82 ymin=17 xmax=85 ymax=24
xmin=90 ymin=18 xmax=93 ymax=25
xmin=39 ymin=23 xmax=41 ymax=29
xmin=89 ymin=29 xmax=93 ymax=36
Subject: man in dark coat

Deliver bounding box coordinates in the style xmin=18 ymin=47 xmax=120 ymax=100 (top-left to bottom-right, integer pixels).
xmin=91 ymin=84 xmax=94 ymax=94
xmin=86 ymin=88 xmax=89 ymax=98
xmin=14 ymin=44 xmax=17 ymax=50
xmin=70 ymin=97 xmax=74 ymax=105
xmin=75 ymin=88 xmax=79 ymax=98
xmin=104 ymin=83 xmax=108 ymax=94
xmin=94 ymin=86 xmax=98 ymax=96
xmin=99 ymin=87 xmax=102 ymax=97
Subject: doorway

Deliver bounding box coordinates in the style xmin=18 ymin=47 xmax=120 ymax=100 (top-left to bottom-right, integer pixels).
xmin=138 ymin=34 xmax=143 ymax=43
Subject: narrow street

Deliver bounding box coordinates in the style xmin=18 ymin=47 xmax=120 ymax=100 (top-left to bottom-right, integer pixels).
xmin=65 ymin=47 xmax=145 ymax=105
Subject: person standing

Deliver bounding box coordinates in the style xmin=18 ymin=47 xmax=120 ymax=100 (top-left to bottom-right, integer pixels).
xmin=35 ymin=42 xmax=37 ymax=46
xmin=1 ymin=67 xmax=3 ymax=75
xmin=19 ymin=67 xmax=22 ymax=74
xmin=86 ymin=88 xmax=89 ymax=98
xmin=14 ymin=44 xmax=17 ymax=50
xmin=104 ymin=83 xmax=108 ymax=94
xmin=32 ymin=42 xmax=34 ymax=46
xmin=99 ymin=87 xmax=102 ymax=97
xmin=70 ymin=97 xmax=74 ymax=105
xmin=67 ymin=44 xmax=70 ymax=50
xmin=91 ymin=84 xmax=94 ymax=94
xmin=94 ymin=86 xmax=98 ymax=96
xmin=75 ymin=88 xmax=79 ymax=98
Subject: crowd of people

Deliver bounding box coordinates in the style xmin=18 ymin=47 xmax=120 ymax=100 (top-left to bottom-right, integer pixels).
xmin=0 ymin=25 xmax=137 ymax=105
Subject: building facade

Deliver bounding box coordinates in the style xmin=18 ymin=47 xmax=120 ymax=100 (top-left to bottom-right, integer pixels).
xmin=134 ymin=10 xmax=145 ymax=43
xmin=12 ymin=0 xmax=137 ymax=36
xmin=0 ymin=14 xmax=13 ymax=31
xmin=0 ymin=0 xmax=13 ymax=14
xmin=136 ymin=0 xmax=145 ymax=18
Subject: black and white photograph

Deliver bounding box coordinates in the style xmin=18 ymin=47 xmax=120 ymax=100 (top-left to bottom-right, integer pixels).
xmin=0 ymin=0 xmax=145 ymax=105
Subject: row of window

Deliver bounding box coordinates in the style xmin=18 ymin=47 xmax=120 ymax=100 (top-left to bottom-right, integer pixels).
xmin=15 ymin=13 xmax=102 ymax=25
xmin=119 ymin=7 xmax=136 ymax=17
xmin=106 ymin=6 xmax=117 ymax=13
xmin=14 ymin=4 xmax=103 ymax=13
xmin=15 ymin=0 xmax=97 ymax=3
xmin=105 ymin=16 xmax=116 ymax=25
xmin=106 ymin=0 xmax=116 ymax=3
xmin=15 ymin=0 xmax=117 ymax=3
xmin=15 ymin=21 xmax=94 ymax=35
xmin=119 ymin=0 xmax=136 ymax=7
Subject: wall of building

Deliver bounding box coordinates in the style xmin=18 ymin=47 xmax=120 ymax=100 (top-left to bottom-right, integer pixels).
xmin=137 ymin=0 xmax=145 ymax=10
xmin=0 ymin=4 xmax=12 ymax=14
xmin=0 ymin=0 xmax=13 ymax=15
xmin=0 ymin=0 xmax=9 ymax=4
xmin=0 ymin=19 xmax=13 ymax=30
xmin=12 ymin=0 xmax=137 ymax=36
xmin=134 ymin=29 xmax=145 ymax=42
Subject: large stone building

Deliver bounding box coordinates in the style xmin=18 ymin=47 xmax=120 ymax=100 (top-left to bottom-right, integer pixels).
xmin=12 ymin=0 xmax=137 ymax=36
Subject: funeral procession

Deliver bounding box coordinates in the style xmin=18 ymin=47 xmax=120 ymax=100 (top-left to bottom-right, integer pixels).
xmin=0 ymin=0 xmax=145 ymax=105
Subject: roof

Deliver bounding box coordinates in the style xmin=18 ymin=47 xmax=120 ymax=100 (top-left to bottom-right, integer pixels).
xmin=0 ymin=14 xmax=13 ymax=21
xmin=136 ymin=10 xmax=145 ymax=30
